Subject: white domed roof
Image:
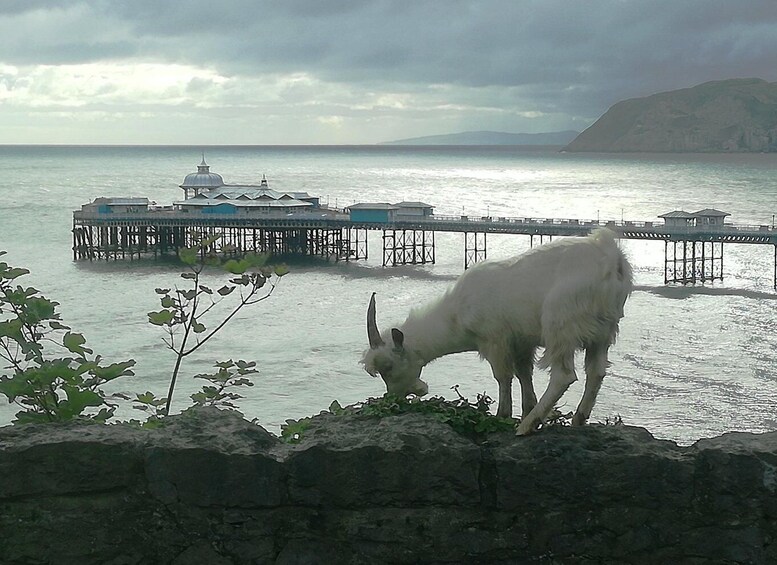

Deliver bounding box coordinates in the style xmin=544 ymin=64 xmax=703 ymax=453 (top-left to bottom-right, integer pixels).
xmin=180 ymin=158 xmax=224 ymax=189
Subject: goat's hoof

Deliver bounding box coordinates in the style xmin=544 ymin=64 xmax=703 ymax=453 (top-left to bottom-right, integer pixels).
xmin=515 ymin=422 xmax=534 ymax=436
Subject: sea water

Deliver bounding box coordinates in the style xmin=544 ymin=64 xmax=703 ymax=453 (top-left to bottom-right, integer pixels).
xmin=1 ymin=145 xmax=776 ymax=444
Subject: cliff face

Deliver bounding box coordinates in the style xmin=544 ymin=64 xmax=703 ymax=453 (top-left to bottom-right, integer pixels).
xmin=565 ymin=78 xmax=777 ymax=152
xmin=1 ymin=407 xmax=777 ymax=564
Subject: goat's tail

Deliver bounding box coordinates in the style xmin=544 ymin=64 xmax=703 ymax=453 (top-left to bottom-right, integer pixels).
xmin=590 ymin=228 xmax=633 ymax=287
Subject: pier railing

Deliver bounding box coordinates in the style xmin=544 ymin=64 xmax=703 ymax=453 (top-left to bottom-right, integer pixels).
xmin=427 ymin=214 xmax=776 ymax=233
xmin=73 ymin=209 xmax=777 ymax=243
xmin=421 ymin=214 xmax=777 ymax=242
xmin=71 ymin=207 xmax=777 ymax=287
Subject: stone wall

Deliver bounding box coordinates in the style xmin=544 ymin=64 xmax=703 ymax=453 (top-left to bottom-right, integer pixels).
xmin=1 ymin=407 xmax=776 ymax=564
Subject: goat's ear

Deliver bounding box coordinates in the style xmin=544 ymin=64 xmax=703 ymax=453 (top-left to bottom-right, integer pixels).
xmin=391 ymin=328 xmax=405 ymax=350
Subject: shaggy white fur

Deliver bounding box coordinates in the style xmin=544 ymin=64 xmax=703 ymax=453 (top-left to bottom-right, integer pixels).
xmin=362 ymin=228 xmax=633 ymax=435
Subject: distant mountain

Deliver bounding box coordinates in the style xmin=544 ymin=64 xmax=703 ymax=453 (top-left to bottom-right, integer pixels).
xmin=565 ymin=78 xmax=777 ymax=152
xmin=381 ymin=130 xmax=580 ymax=146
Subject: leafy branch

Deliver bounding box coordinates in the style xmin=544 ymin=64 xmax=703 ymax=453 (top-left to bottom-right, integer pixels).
xmin=147 ymin=236 xmax=287 ymax=415
xmin=0 ymin=251 xmax=136 ymax=423
xmin=190 ymin=359 xmax=257 ymax=409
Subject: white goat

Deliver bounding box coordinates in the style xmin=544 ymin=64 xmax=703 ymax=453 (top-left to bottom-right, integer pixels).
xmin=362 ymin=228 xmax=633 ymax=435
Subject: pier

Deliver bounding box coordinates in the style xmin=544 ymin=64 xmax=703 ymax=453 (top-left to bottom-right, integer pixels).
xmin=72 ymin=207 xmax=777 ymax=288
xmin=71 ymin=160 xmax=777 ymax=289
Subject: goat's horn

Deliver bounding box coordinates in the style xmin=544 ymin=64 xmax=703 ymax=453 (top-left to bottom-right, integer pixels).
xmin=367 ymin=292 xmax=385 ymax=349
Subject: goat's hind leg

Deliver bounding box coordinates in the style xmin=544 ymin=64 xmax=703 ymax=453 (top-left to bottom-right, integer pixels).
xmin=516 ymin=351 xmax=577 ymax=436
xmin=573 ymin=343 xmax=609 ymax=426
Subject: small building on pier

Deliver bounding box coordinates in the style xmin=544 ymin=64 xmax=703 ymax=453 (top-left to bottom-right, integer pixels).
xmin=693 ymin=209 xmax=730 ymax=227
xmin=659 ymin=209 xmax=731 ymax=228
xmin=395 ymin=201 xmax=434 ymax=219
xmin=180 ymin=160 xmax=224 ymax=198
xmin=659 ymin=210 xmax=695 ymax=227
xmin=348 ymin=203 xmax=400 ymax=223
xmin=174 ymin=159 xmax=319 ymax=215
xmin=80 ymin=197 xmax=150 ymax=215
xmin=348 ymin=201 xmax=434 ymax=223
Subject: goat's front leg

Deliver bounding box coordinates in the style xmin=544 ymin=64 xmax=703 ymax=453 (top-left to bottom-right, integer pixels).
xmin=514 ymin=352 xmax=537 ymax=419
xmin=573 ymin=343 xmax=609 ymax=426
xmin=487 ymin=359 xmax=514 ymax=419
xmin=516 ymin=353 xmax=577 ymax=435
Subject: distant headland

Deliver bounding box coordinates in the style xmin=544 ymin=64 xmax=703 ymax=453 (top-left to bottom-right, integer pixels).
xmin=379 ymin=79 xmax=777 ymax=152
xmin=565 ymin=78 xmax=777 ymax=153
xmin=380 ymin=130 xmax=579 ymax=146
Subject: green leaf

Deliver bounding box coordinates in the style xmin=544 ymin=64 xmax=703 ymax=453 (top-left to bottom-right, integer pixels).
xmin=178 ymin=247 xmax=199 ymax=266
xmin=42 ymin=360 xmax=80 ymax=385
xmin=0 ymin=375 xmax=33 ymax=402
xmin=148 ymin=309 xmax=175 ymax=326
xmin=280 ymin=418 xmax=310 ymax=444
xmin=21 ymin=342 xmax=43 ymax=361
xmin=217 ymin=285 xmax=235 ymax=296
xmin=63 ymin=332 xmax=93 ymax=356
xmin=154 ymin=287 xmax=171 ymax=295
xmin=61 ymin=386 xmax=104 ymax=416
xmin=223 ymin=259 xmax=247 ymax=274
xmin=91 ymin=359 xmax=136 ymax=381
xmin=181 ymin=289 xmax=197 ymax=300
xmin=231 ymin=378 xmax=254 ymax=387
xmin=92 ymin=407 xmax=115 ymax=423
xmin=190 ymin=391 xmax=208 ymax=405
xmin=0 ymin=319 xmax=23 ymax=340
xmin=196 ymin=368 xmax=230 ymax=384
xmin=14 ymin=411 xmax=52 ymax=424
xmin=3 ymin=267 xmax=30 ymax=280
xmin=141 ymin=417 xmax=165 ymax=429
xmin=135 ymin=391 xmax=167 ymax=407
xmin=251 ymin=275 xmax=267 ymax=290
xmin=180 ymin=272 xmax=197 ymax=280
xmin=229 ymin=275 xmax=250 ymax=286
xmin=24 ymin=297 xmax=57 ymax=324
xmin=192 ymin=321 xmax=206 ymax=334
xmin=274 ymin=264 xmax=289 ymax=277
xmin=160 ymin=296 xmax=175 ymax=308
xmin=198 ymin=285 xmax=213 ymax=295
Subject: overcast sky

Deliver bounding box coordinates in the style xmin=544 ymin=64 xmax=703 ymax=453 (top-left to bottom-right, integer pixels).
xmin=2 ymin=0 xmax=776 ymax=144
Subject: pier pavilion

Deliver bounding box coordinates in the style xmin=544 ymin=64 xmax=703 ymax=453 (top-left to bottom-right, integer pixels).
xmin=72 ymin=162 xmax=777 ymax=289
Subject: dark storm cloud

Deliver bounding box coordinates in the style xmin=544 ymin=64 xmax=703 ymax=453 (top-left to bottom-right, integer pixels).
xmin=3 ymin=0 xmax=777 ymax=121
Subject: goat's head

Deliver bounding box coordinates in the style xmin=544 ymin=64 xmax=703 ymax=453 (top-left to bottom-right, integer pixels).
xmin=361 ymin=293 xmax=428 ymax=397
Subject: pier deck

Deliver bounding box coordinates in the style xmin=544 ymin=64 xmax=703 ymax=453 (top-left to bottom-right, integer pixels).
xmin=72 ymin=208 xmax=777 ymax=288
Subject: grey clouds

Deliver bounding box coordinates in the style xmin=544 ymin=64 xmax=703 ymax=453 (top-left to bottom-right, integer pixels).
xmin=1 ymin=1 xmax=776 ymax=143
